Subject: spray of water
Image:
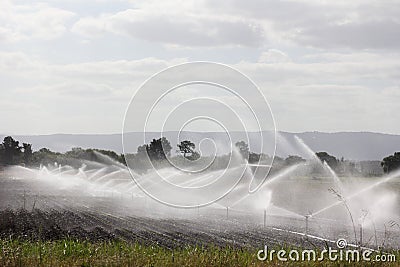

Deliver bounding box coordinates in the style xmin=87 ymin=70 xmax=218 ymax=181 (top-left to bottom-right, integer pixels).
xmin=2 ymin=146 xmax=399 ymax=249
xmin=312 ymin=169 xmax=400 ymax=217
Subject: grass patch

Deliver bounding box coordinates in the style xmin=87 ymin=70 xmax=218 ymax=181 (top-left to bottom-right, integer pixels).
xmin=0 ymin=238 xmax=399 ymax=266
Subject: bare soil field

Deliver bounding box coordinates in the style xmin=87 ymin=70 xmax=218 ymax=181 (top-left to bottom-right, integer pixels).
xmin=1 ymin=170 xmax=399 ymax=251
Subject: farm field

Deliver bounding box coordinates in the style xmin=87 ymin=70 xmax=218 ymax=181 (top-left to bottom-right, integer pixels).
xmin=1 ymin=163 xmax=400 ymax=266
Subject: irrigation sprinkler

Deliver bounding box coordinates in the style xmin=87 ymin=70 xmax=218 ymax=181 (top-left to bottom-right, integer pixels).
xmin=226 ymin=207 xmax=229 ymax=219
xmin=32 ymin=195 xmax=37 ymax=211
xmin=359 ymin=223 xmax=363 ymax=248
xmin=263 ymin=209 xmax=267 ymax=228
xmin=23 ymin=189 xmax=26 ymax=210
xmin=305 ymin=215 xmax=310 ymax=239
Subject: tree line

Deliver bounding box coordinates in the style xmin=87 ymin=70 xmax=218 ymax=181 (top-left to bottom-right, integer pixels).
xmin=0 ymin=136 xmax=125 ymax=167
xmin=0 ymin=135 xmax=399 ymax=175
xmin=0 ymin=136 xmax=33 ymax=165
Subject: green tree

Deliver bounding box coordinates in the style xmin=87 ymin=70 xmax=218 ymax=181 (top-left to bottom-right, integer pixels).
xmin=235 ymin=141 xmax=249 ymax=160
xmin=316 ymin=152 xmax=338 ymax=168
xmin=22 ymin=143 xmax=33 ymax=165
xmin=32 ymin=148 xmax=59 ymax=166
xmin=63 ymin=147 xmax=125 ymax=165
xmin=177 ymin=140 xmax=196 ymax=159
xmin=93 ymin=149 xmax=125 ymax=164
xmin=248 ymin=152 xmax=260 ymax=164
xmin=65 ymin=147 xmax=87 ymax=159
xmin=381 ymin=152 xmax=400 ymax=173
xmin=0 ymin=143 xmax=4 ymax=164
xmin=137 ymin=144 xmax=148 ymax=155
xmin=285 ymin=155 xmax=306 ymax=165
xmin=147 ymin=137 xmax=172 ymax=161
xmin=188 ymin=151 xmax=200 ymax=161
xmin=2 ymin=136 xmax=22 ymax=165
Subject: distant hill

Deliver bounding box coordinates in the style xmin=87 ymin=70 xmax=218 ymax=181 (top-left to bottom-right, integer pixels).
xmin=1 ymin=131 xmax=400 ymax=161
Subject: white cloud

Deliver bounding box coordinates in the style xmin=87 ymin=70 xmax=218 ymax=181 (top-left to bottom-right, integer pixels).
xmin=242 ymin=49 xmax=400 ymax=84
xmin=1 ymin=49 xmax=400 ymax=134
xmin=296 ymin=20 xmax=400 ymax=49
xmin=71 ymin=16 xmax=107 ymax=37
xmin=68 ymin=0 xmax=400 ymax=50
xmin=3 ymin=0 xmax=399 ymax=50
xmin=1 ymin=0 xmax=400 ymax=134
xmin=206 ymin=0 xmax=400 ymax=50
xmin=0 ymin=1 xmax=75 ymax=42
xmin=0 ymin=52 xmax=189 ymax=134
xmin=71 ymin=1 xmax=264 ymax=47
xmin=0 ymin=52 xmax=37 ymax=71
xmin=258 ymin=49 xmax=291 ymax=63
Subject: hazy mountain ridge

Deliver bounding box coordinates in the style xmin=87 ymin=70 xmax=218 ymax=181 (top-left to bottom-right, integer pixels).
xmin=1 ymin=131 xmax=400 ymax=161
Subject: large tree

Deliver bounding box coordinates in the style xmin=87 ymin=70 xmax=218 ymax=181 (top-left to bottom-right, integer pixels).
xmin=285 ymin=155 xmax=306 ymax=166
xmin=316 ymin=152 xmax=338 ymax=168
xmin=22 ymin=143 xmax=33 ymax=165
xmin=147 ymin=137 xmax=172 ymax=161
xmin=177 ymin=140 xmax=195 ymax=158
xmin=0 ymin=143 xmax=4 ymax=163
xmin=2 ymin=136 xmax=22 ymax=165
xmin=381 ymin=152 xmax=400 ymax=173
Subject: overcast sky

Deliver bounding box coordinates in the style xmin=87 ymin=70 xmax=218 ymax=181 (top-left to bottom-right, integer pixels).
xmin=1 ymin=0 xmax=400 ymax=135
